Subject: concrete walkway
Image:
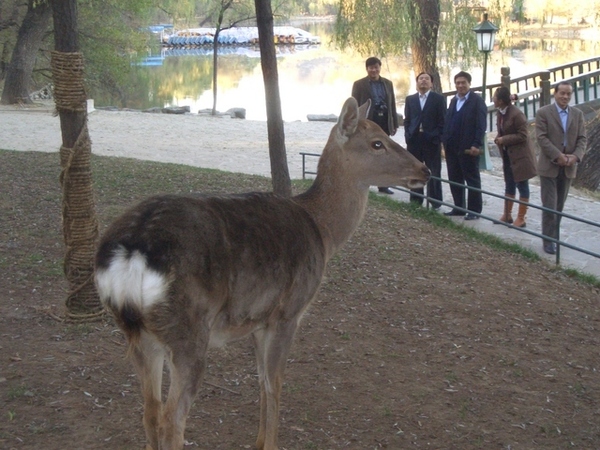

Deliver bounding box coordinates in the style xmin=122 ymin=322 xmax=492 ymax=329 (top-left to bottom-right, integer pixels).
xmin=382 ymin=154 xmax=600 ymax=278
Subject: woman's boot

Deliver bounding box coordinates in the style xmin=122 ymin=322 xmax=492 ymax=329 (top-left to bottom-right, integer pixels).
xmin=499 ymin=194 xmax=515 ymax=224
xmin=513 ymin=198 xmax=529 ymax=228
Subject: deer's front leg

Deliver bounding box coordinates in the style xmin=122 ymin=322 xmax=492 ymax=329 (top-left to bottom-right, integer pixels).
xmin=252 ymin=319 xmax=298 ymax=450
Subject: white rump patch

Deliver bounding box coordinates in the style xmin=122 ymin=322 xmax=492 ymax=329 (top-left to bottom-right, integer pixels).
xmin=95 ymin=247 xmax=167 ymax=311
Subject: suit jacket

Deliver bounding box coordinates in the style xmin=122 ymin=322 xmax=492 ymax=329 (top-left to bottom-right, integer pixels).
xmin=535 ymin=104 xmax=587 ymax=178
xmin=442 ymin=90 xmax=487 ymax=152
xmin=497 ymin=104 xmax=537 ymax=182
xmin=351 ymin=76 xmax=398 ymax=134
xmin=404 ymin=91 xmax=446 ymax=146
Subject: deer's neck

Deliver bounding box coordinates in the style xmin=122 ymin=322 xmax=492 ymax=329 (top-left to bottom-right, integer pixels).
xmin=294 ymin=160 xmax=369 ymax=261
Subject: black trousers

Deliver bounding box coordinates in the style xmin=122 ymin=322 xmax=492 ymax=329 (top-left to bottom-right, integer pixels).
xmin=407 ymin=133 xmax=442 ymax=207
xmin=445 ymin=147 xmax=482 ymax=213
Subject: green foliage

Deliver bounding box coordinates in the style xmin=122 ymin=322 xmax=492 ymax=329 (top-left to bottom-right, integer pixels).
xmin=335 ymin=0 xmax=483 ymax=68
xmin=335 ymin=0 xmax=414 ymax=57
xmin=79 ymin=0 xmax=156 ymax=103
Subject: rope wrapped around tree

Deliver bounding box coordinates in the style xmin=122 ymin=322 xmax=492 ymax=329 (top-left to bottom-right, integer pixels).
xmin=51 ymin=51 xmax=103 ymax=320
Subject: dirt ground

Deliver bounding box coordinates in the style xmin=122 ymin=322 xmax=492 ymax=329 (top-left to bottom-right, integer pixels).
xmin=1 ymin=150 xmax=599 ymax=450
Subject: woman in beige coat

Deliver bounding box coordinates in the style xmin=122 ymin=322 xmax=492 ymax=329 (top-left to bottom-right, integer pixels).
xmin=492 ymin=87 xmax=537 ymax=227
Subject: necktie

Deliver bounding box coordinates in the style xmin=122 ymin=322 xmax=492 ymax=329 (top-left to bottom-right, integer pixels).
xmin=420 ymin=94 xmax=426 ymax=109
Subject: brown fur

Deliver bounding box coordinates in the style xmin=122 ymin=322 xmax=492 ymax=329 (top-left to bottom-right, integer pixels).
xmin=94 ymin=97 xmax=430 ymax=449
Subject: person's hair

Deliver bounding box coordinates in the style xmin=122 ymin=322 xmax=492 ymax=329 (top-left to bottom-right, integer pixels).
xmin=554 ymin=81 xmax=573 ymax=93
xmin=415 ymin=72 xmax=433 ymax=82
xmin=494 ymin=86 xmax=512 ymax=105
xmin=454 ymin=71 xmax=472 ymax=83
xmin=365 ymin=57 xmax=381 ymax=68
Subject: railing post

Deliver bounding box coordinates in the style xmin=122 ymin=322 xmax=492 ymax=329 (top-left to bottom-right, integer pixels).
xmin=540 ymin=70 xmax=551 ymax=106
xmin=501 ymin=66 xmax=511 ymax=90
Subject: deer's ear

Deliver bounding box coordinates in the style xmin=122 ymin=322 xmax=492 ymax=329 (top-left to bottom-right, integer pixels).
xmin=338 ymin=97 xmax=359 ymax=138
xmin=358 ymin=99 xmax=370 ymax=120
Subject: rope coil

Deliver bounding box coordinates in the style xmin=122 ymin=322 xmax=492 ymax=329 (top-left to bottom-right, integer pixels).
xmin=51 ymin=51 xmax=103 ymax=320
xmin=51 ymin=51 xmax=87 ymax=113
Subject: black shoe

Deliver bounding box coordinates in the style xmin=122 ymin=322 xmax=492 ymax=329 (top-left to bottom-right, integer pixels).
xmin=543 ymin=242 xmax=556 ymax=255
xmin=444 ymin=209 xmax=464 ymax=216
xmin=464 ymin=213 xmax=480 ymax=221
xmin=378 ymin=188 xmax=394 ymax=195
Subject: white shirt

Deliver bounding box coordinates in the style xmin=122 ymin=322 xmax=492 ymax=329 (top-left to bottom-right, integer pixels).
xmin=456 ymin=91 xmax=470 ymax=112
xmin=419 ymin=91 xmax=429 ymax=109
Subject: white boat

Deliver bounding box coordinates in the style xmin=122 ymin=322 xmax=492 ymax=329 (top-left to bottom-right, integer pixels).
xmin=159 ymin=26 xmax=321 ymax=47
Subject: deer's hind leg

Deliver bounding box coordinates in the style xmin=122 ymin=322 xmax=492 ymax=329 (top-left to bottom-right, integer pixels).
xmin=252 ymin=318 xmax=299 ymax=450
xmin=130 ymin=331 xmax=167 ymax=450
xmin=158 ymin=321 xmax=209 ymax=449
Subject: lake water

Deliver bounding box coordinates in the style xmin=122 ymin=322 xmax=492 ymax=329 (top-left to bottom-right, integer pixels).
xmin=111 ymin=21 xmax=600 ymax=121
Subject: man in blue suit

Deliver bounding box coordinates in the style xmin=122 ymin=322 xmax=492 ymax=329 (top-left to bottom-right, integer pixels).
xmin=404 ymin=72 xmax=446 ymax=208
xmin=442 ymin=71 xmax=487 ymax=220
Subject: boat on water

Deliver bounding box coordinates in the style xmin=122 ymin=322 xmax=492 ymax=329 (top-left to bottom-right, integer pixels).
xmin=149 ymin=25 xmax=321 ymax=47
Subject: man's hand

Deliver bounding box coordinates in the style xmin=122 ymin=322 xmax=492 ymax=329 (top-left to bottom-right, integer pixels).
xmin=464 ymin=147 xmax=481 ymax=156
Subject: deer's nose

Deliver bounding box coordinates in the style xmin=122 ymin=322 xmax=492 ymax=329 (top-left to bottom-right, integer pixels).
xmin=421 ymin=164 xmax=431 ymax=180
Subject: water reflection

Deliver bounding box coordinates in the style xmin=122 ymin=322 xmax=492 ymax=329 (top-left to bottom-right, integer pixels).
xmin=99 ymin=21 xmax=600 ymax=121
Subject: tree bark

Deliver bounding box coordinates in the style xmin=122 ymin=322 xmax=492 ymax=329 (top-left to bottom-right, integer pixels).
xmin=0 ymin=1 xmax=51 ymax=104
xmin=573 ymin=114 xmax=600 ymax=191
xmin=51 ymin=0 xmax=102 ymax=318
xmin=408 ymin=0 xmax=442 ymax=92
xmin=254 ymin=0 xmax=292 ymax=197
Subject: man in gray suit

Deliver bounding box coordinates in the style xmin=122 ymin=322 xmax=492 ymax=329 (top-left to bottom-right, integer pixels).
xmin=535 ymin=82 xmax=587 ymax=255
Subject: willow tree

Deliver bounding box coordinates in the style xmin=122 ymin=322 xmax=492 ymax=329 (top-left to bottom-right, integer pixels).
xmin=335 ymin=0 xmax=482 ymax=92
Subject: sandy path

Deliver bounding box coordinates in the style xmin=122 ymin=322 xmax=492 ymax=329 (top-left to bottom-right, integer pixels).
xmin=0 ymin=105 xmax=338 ymax=178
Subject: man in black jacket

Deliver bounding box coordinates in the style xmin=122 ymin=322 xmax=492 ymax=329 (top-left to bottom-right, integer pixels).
xmin=442 ymin=71 xmax=487 ymax=220
xmin=352 ymin=56 xmax=398 ymax=194
xmin=404 ymin=72 xmax=446 ymax=208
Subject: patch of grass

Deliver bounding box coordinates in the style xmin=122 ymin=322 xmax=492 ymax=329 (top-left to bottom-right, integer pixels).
xmin=370 ymin=193 xmax=600 ymax=287
xmin=7 ymin=385 xmax=31 ymax=400
xmin=563 ymin=268 xmax=600 ymax=288
xmin=445 ymin=371 xmax=458 ymax=384
xmin=65 ymin=323 xmax=94 ymax=336
xmin=570 ymin=382 xmax=587 ymax=396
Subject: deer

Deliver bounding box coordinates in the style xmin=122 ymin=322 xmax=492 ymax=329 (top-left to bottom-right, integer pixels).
xmin=94 ymin=97 xmax=430 ymax=450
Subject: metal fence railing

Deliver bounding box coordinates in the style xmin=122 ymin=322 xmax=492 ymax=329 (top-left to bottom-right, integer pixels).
xmin=300 ymin=152 xmax=600 ymax=268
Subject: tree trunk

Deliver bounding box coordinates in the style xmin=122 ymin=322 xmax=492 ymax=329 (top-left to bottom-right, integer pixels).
xmin=573 ymin=114 xmax=600 ymax=191
xmin=0 ymin=1 xmax=51 ymax=105
xmin=408 ymin=0 xmax=442 ymax=92
xmin=254 ymin=0 xmax=292 ymax=197
xmin=51 ymin=0 xmax=102 ymax=318
xmin=211 ymin=27 xmax=220 ymax=116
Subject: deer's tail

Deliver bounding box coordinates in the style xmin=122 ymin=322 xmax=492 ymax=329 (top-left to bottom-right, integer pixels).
xmin=95 ymin=245 xmax=168 ymax=347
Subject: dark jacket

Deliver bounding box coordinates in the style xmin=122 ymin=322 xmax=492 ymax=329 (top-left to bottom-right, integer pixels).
xmin=442 ymin=90 xmax=487 ymax=152
xmin=352 ymin=76 xmax=398 ymax=134
xmin=404 ymin=91 xmax=446 ymax=146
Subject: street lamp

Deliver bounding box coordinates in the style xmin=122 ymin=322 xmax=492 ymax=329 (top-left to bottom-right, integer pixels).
xmin=473 ymin=13 xmax=499 ymax=102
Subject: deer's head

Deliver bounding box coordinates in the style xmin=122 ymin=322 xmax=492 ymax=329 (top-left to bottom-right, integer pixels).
xmin=331 ymin=97 xmax=430 ymax=190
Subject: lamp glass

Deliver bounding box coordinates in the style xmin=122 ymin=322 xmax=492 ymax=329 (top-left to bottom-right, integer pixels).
xmin=476 ymin=31 xmax=496 ymax=52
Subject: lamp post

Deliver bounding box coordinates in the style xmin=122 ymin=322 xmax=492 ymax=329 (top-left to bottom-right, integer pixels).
xmin=473 ymin=13 xmax=498 ymax=102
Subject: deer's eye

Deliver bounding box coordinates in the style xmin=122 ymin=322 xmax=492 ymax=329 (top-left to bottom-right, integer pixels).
xmin=372 ymin=141 xmax=383 ymax=150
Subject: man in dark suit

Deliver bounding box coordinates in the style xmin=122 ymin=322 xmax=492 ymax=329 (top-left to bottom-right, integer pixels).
xmin=352 ymin=56 xmax=398 ymax=194
xmin=535 ymin=82 xmax=587 ymax=255
xmin=442 ymin=71 xmax=487 ymax=220
xmin=404 ymin=72 xmax=446 ymax=208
